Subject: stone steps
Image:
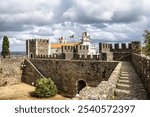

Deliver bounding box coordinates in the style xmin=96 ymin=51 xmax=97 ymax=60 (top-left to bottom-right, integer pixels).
xmin=118 ymin=79 xmax=130 ymax=84
xmin=115 ymin=89 xmax=130 ymax=97
xmin=114 ymin=62 xmax=147 ymax=100
xmin=120 ymin=74 xmax=129 ymax=77
xmin=119 ymin=76 xmax=129 ymax=80
xmin=116 ymin=83 xmax=130 ymax=90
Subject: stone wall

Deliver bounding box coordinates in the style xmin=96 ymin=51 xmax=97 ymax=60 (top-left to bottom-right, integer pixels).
xmin=26 ymin=40 xmax=36 ymax=58
xmin=37 ymin=40 xmax=49 ymax=55
xmin=131 ymin=53 xmax=150 ymax=98
xmin=75 ymin=45 xmax=89 ymax=55
xmin=101 ymin=52 xmax=113 ymax=61
xmin=23 ymin=59 xmax=118 ymax=97
xmin=22 ymin=59 xmax=44 ymax=85
xmin=0 ymin=56 xmax=25 ymax=86
xmin=79 ymin=62 xmax=122 ymax=100
xmin=73 ymin=54 xmax=101 ymax=60
xmin=110 ymin=43 xmax=132 ymax=52
xmin=113 ymin=52 xmax=131 ymax=61
xmin=99 ymin=43 xmax=111 ymax=53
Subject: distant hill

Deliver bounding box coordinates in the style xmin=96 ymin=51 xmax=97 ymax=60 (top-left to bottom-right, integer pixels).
xmin=10 ymin=51 xmax=26 ymax=55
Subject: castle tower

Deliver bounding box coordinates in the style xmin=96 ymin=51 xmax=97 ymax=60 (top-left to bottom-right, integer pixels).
xmin=26 ymin=39 xmax=49 ymax=58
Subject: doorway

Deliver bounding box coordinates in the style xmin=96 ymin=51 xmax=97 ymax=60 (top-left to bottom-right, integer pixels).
xmin=77 ymin=80 xmax=86 ymax=94
xmin=30 ymin=53 xmax=33 ymax=58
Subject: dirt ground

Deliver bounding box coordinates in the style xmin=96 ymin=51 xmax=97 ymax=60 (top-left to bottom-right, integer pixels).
xmin=0 ymin=83 xmax=70 ymax=100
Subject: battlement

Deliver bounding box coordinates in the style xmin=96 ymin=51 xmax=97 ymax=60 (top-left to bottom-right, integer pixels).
xmin=99 ymin=41 xmax=141 ymax=54
xmin=35 ymin=54 xmax=63 ymax=59
xmin=99 ymin=43 xmax=111 ymax=53
xmin=75 ymin=45 xmax=89 ymax=50
xmin=27 ymin=39 xmax=49 ymax=43
xmin=73 ymin=54 xmax=101 ymax=60
xmin=110 ymin=43 xmax=132 ymax=52
xmin=62 ymin=46 xmax=74 ymax=53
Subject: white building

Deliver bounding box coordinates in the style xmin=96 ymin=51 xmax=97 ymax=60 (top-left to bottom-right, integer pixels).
xmin=81 ymin=32 xmax=97 ymax=55
xmin=50 ymin=32 xmax=97 ymax=55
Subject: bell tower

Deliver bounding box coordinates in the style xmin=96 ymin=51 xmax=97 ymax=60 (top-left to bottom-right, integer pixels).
xmin=81 ymin=32 xmax=91 ymax=45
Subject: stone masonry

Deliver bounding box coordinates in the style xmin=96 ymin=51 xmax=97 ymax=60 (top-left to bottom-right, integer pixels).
xmin=22 ymin=59 xmax=118 ymax=97
xmin=0 ymin=56 xmax=25 ymax=86
xmin=115 ymin=62 xmax=147 ymax=99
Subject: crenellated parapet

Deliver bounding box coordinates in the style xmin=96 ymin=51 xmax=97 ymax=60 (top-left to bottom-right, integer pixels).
xmin=110 ymin=43 xmax=132 ymax=52
xmin=62 ymin=46 xmax=74 ymax=53
xmin=73 ymin=54 xmax=101 ymax=60
xmin=109 ymin=41 xmax=141 ymax=53
xmin=35 ymin=54 xmax=63 ymax=59
xmin=74 ymin=45 xmax=89 ymax=55
xmin=99 ymin=43 xmax=111 ymax=53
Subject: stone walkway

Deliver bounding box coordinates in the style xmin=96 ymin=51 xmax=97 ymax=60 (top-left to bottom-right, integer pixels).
xmin=115 ymin=62 xmax=147 ymax=100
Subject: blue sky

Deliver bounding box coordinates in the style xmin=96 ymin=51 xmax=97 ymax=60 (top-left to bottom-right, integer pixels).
xmin=0 ymin=0 xmax=150 ymax=51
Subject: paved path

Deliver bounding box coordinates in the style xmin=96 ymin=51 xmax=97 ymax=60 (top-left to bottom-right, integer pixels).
xmin=115 ymin=62 xmax=147 ymax=100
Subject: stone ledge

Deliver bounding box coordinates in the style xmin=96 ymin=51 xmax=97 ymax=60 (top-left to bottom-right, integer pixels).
xmin=79 ymin=62 xmax=122 ymax=100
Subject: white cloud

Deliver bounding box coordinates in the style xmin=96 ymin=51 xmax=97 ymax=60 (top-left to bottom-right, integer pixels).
xmin=0 ymin=0 xmax=150 ymax=51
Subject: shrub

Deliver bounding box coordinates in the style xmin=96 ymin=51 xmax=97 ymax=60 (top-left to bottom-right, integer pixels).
xmin=34 ymin=78 xmax=58 ymax=98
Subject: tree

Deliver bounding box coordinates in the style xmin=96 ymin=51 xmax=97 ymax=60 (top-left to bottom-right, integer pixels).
xmin=34 ymin=78 xmax=58 ymax=98
xmin=1 ymin=36 xmax=10 ymax=58
xmin=143 ymin=30 xmax=150 ymax=56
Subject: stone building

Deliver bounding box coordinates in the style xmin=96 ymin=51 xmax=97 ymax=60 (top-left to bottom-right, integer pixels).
xmin=26 ymin=32 xmax=98 ymax=60
xmin=26 ymin=39 xmax=50 ymax=58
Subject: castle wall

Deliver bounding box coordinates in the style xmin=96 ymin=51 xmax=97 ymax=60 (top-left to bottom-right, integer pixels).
xmin=23 ymin=59 xmax=118 ymax=97
xmin=101 ymin=52 xmax=113 ymax=61
xmin=113 ymin=52 xmax=131 ymax=61
xmin=51 ymin=48 xmax=61 ymax=54
xmin=73 ymin=54 xmax=101 ymax=60
xmin=0 ymin=56 xmax=25 ymax=86
xmin=110 ymin=43 xmax=132 ymax=52
xmin=37 ymin=39 xmax=49 ymax=55
xmin=79 ymin=62 xmax=122 ymax=99
xmin=62 ymin=46 xmax=74 ymax=60
xmin=75 ymin=45 xmax=89 ymax=55
xmin=131 ymin=53 xmax=150 ymax=99
xmin=22 ymin=59 xmax=44 ymax=85
xmin=99 ymin=43 xmax=111 ymax=53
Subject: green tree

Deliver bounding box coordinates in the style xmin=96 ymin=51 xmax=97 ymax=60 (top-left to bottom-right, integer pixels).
xmin=34 ymin=78 xmax=58 ymax=98
xmin=1 ymin=36 xmax=10 ymax=58
xmin=143 ymin=30 xmax=150 ymax=56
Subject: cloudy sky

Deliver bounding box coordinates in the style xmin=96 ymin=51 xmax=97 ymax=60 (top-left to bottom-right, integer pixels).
xmin=0 ymin=0 xmax=150 ymax=51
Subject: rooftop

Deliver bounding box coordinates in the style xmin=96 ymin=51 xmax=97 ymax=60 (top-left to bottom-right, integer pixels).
xmin=51 ymin=42 xmax=81 ymax=49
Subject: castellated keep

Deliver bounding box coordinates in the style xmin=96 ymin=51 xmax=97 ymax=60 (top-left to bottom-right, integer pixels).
xmin=26 ymin=32 xmax=141 ymax=61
